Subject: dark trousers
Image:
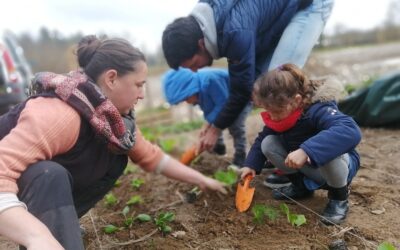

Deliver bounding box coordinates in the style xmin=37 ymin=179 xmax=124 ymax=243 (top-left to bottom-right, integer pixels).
xmin=17 ymin=161 xmax=118 ymax=250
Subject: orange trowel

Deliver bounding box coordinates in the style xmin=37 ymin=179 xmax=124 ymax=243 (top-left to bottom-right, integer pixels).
xmin=180 ymin=145 xmax=199 ymax=165
xmin=235 ymin=175 xmax=255 ymax=212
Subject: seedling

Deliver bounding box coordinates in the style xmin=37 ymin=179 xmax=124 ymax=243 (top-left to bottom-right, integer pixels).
xmin=159 ymin=138 xmax=176 ymax=153
xmin=155 ymin=212 xmax=175 ymax=234
xmin=185 ymin=187 xmax=202 ymax=203
xmin=280 ymin=203 xmax=306 ymax=227
xmin=131 ymin=178 xmax=145 ymax=189
xmin=126 ymin=195 xmax=143 ymax=206
xmin=251 ymin=204 xmax=279 ymax=224
xmin=140 ymin=127 xmax=158 ymax=142
xmin=123 ymin=164 xmax=137 ymax=175
xmin=114 ymin=179 xmax=122 ymax=187
xmin=103 ymin=224 xmax=120 ymax=234
xmin=136 ymin=214 xmax=152 ymax=222
xmin=214 ymin=169 xmax=237 ymax=187
xmin=104 ymin=193 xmax=118 ymax=206
xmin=121 ymin=206 xmax=135 ymax=227
xmin=252 ymin=204 xmax=267 ymax=224
xmin=265 ymin=206 xmax=279 ymax=221
xmin=378 ymin=242 xmax=396 ymax=250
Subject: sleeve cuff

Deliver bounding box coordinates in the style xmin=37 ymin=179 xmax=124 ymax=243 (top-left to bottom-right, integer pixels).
xmin=155 ymin=154 xmax=170 ymax=174
xmin=0 ymin=192 xmax=27 ymax=214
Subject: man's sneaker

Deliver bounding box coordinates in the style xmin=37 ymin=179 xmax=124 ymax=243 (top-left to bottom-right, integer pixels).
xmin=263 ymin=170 xmax=290 ymax=189
xmin=213 ymin=143 xmax=226 ymax=155
xmin=272 ymin=184 xmax=314 ymax=200
xmin=321 ymin=199 xmax=349 ymax=225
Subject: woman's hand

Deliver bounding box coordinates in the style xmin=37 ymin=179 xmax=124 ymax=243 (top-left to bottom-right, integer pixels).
xmin=240 ymin=167 xmax=256 ymax=180
xmin=159 ymin=156 xmax=227 ymax=194
xmin=199 ymin=176 xmax=227 ymax=194
xmin=285 ymin=148 xmax=308 ymax=169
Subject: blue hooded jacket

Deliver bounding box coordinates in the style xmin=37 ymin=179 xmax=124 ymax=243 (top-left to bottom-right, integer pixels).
xmin=163 ymin=68 xmax=229 ymax=123
xmin=196 ymin=0 xmax=311 ymax=129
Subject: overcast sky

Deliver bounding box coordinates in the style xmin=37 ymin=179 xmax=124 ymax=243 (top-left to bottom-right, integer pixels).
xmin=0 ymin=0 xmax=394 ymax=53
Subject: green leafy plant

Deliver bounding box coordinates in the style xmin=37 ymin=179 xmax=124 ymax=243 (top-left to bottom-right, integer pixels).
xmin=126 ymin=195 xmax=143 ymax=205
xmin=136 ymin=213 xmax=152 ymax=222
xmin=155 ymin=212 xmax=175 ymax=234
xmin=265 ymin=206 xmax=279 ymax=221
xmin=131 ymin=178 xmax=145 ymax=189
xmin=123 ymin=164 xmax=137 ymax=175
xmin=280 ymin=203 xmax=306 ymax=227
xmin=159 ymin=138 xmax=177 ymax=153
xmin=252 ymin=204 xmax=267 ymax=224
xmin=104 ymin=193 xmax=118 ymax=206
xmin=121 ymin=206 xmax=135 ymax=227
xmin=377 ymin=242 xmax=396 ymax=250
xmin=140 ymin=127 xmax=158 ymax=142
xmin=103 ymin=224 xmax=119 ymax=234
xmin=251 ymin=204 xmax=279 ymax=224
xmin=114 ymin=179 xmax=122 ymax=187
xmin=213 ymin=169 xmax=237 ymax=186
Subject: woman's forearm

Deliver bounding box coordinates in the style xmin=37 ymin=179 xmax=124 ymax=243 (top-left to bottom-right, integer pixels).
xmin=0 ymin=206 xmax=63 ymax=249
xmin=160 ymin=157 xmax=206 ymax=187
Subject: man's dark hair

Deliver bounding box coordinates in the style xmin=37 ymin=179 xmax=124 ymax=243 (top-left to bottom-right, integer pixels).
xmin=162 ymin=16 xmax=203 ymax=69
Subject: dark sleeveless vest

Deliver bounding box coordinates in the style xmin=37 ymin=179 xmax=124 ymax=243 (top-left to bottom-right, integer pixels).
xmin=0 ymin=95 xmax=128 ymax=192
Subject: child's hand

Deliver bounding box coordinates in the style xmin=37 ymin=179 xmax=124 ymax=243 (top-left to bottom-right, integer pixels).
xmin=199 ymin=176 xmax=227 ymax=194
xmin=240 ymin=167 xmax=256 ymax=180
xmin=285 ymin=148 xmax=308 ymax=169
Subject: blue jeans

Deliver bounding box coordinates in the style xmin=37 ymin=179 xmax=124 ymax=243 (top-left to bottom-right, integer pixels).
xmin=263 ymin=0 xmax=334 ymax=71
xmin=215 ymin=103 xmax=252 ymax=166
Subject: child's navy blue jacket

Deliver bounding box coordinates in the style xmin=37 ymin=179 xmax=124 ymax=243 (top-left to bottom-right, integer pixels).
xmin=245 ymin=101 xmax=362 ymax=190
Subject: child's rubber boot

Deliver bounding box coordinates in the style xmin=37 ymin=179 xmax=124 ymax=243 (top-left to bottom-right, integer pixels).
xmin=321 ymin=186 xmax=349 ymax=225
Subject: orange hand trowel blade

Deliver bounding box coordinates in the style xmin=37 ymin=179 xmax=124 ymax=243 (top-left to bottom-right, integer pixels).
xmin=235 ymin=175 xmax=255 ymax=212
xmin=180 ymin=145 xmax=198 ymax=165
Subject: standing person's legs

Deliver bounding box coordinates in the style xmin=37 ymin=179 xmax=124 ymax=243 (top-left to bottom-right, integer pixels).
xmin=268 ymin=0 xmax=334 ymax=70
xmin=17 ymin=161 xmax=84 ymax=250
xmin=212 ymin=135 xmax=226 ymax=155
xmin=228 ymin=103 xmax=252 ymax=166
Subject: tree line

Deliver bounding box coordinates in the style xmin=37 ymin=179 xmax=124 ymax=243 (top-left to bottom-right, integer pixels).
xmin=13 ymin=0 xmax=400 ymax=74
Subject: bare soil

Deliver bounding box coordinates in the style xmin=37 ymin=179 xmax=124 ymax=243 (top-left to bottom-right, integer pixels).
xmin=78 ymin=116 xmax=400 ymax=250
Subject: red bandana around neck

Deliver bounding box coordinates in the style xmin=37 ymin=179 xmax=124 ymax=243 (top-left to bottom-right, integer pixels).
xmin=260 ymin=108 xmax=303 ymax=132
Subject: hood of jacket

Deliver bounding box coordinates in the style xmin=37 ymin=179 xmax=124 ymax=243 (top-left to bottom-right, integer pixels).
xmin=311 ymin=78 xmax=345 ymax=104
xmin=162 ymin=68 xmax=200 ymax=105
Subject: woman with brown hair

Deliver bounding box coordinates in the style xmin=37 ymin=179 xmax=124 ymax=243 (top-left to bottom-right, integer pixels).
xmin=0 ymin=35 xmax=226 ymax=250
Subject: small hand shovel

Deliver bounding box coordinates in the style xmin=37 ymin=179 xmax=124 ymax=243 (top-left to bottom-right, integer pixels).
xmin=235 ymin=175 xmax=255 ymax=212
xmin=180 ymin=145 xmax=198 ymax=165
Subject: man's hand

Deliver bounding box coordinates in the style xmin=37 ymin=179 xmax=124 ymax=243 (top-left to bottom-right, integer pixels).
xmin=199 ymin=125 xmax=221 ymax=152
xmin=285 ymin=148 xmax=308 ymax=169
xmin=199 ymin=123 xmax=211 ymax=137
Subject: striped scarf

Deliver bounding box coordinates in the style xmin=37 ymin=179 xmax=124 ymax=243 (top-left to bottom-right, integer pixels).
xmin=30 ymin=70 xmax=135 ymax=154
